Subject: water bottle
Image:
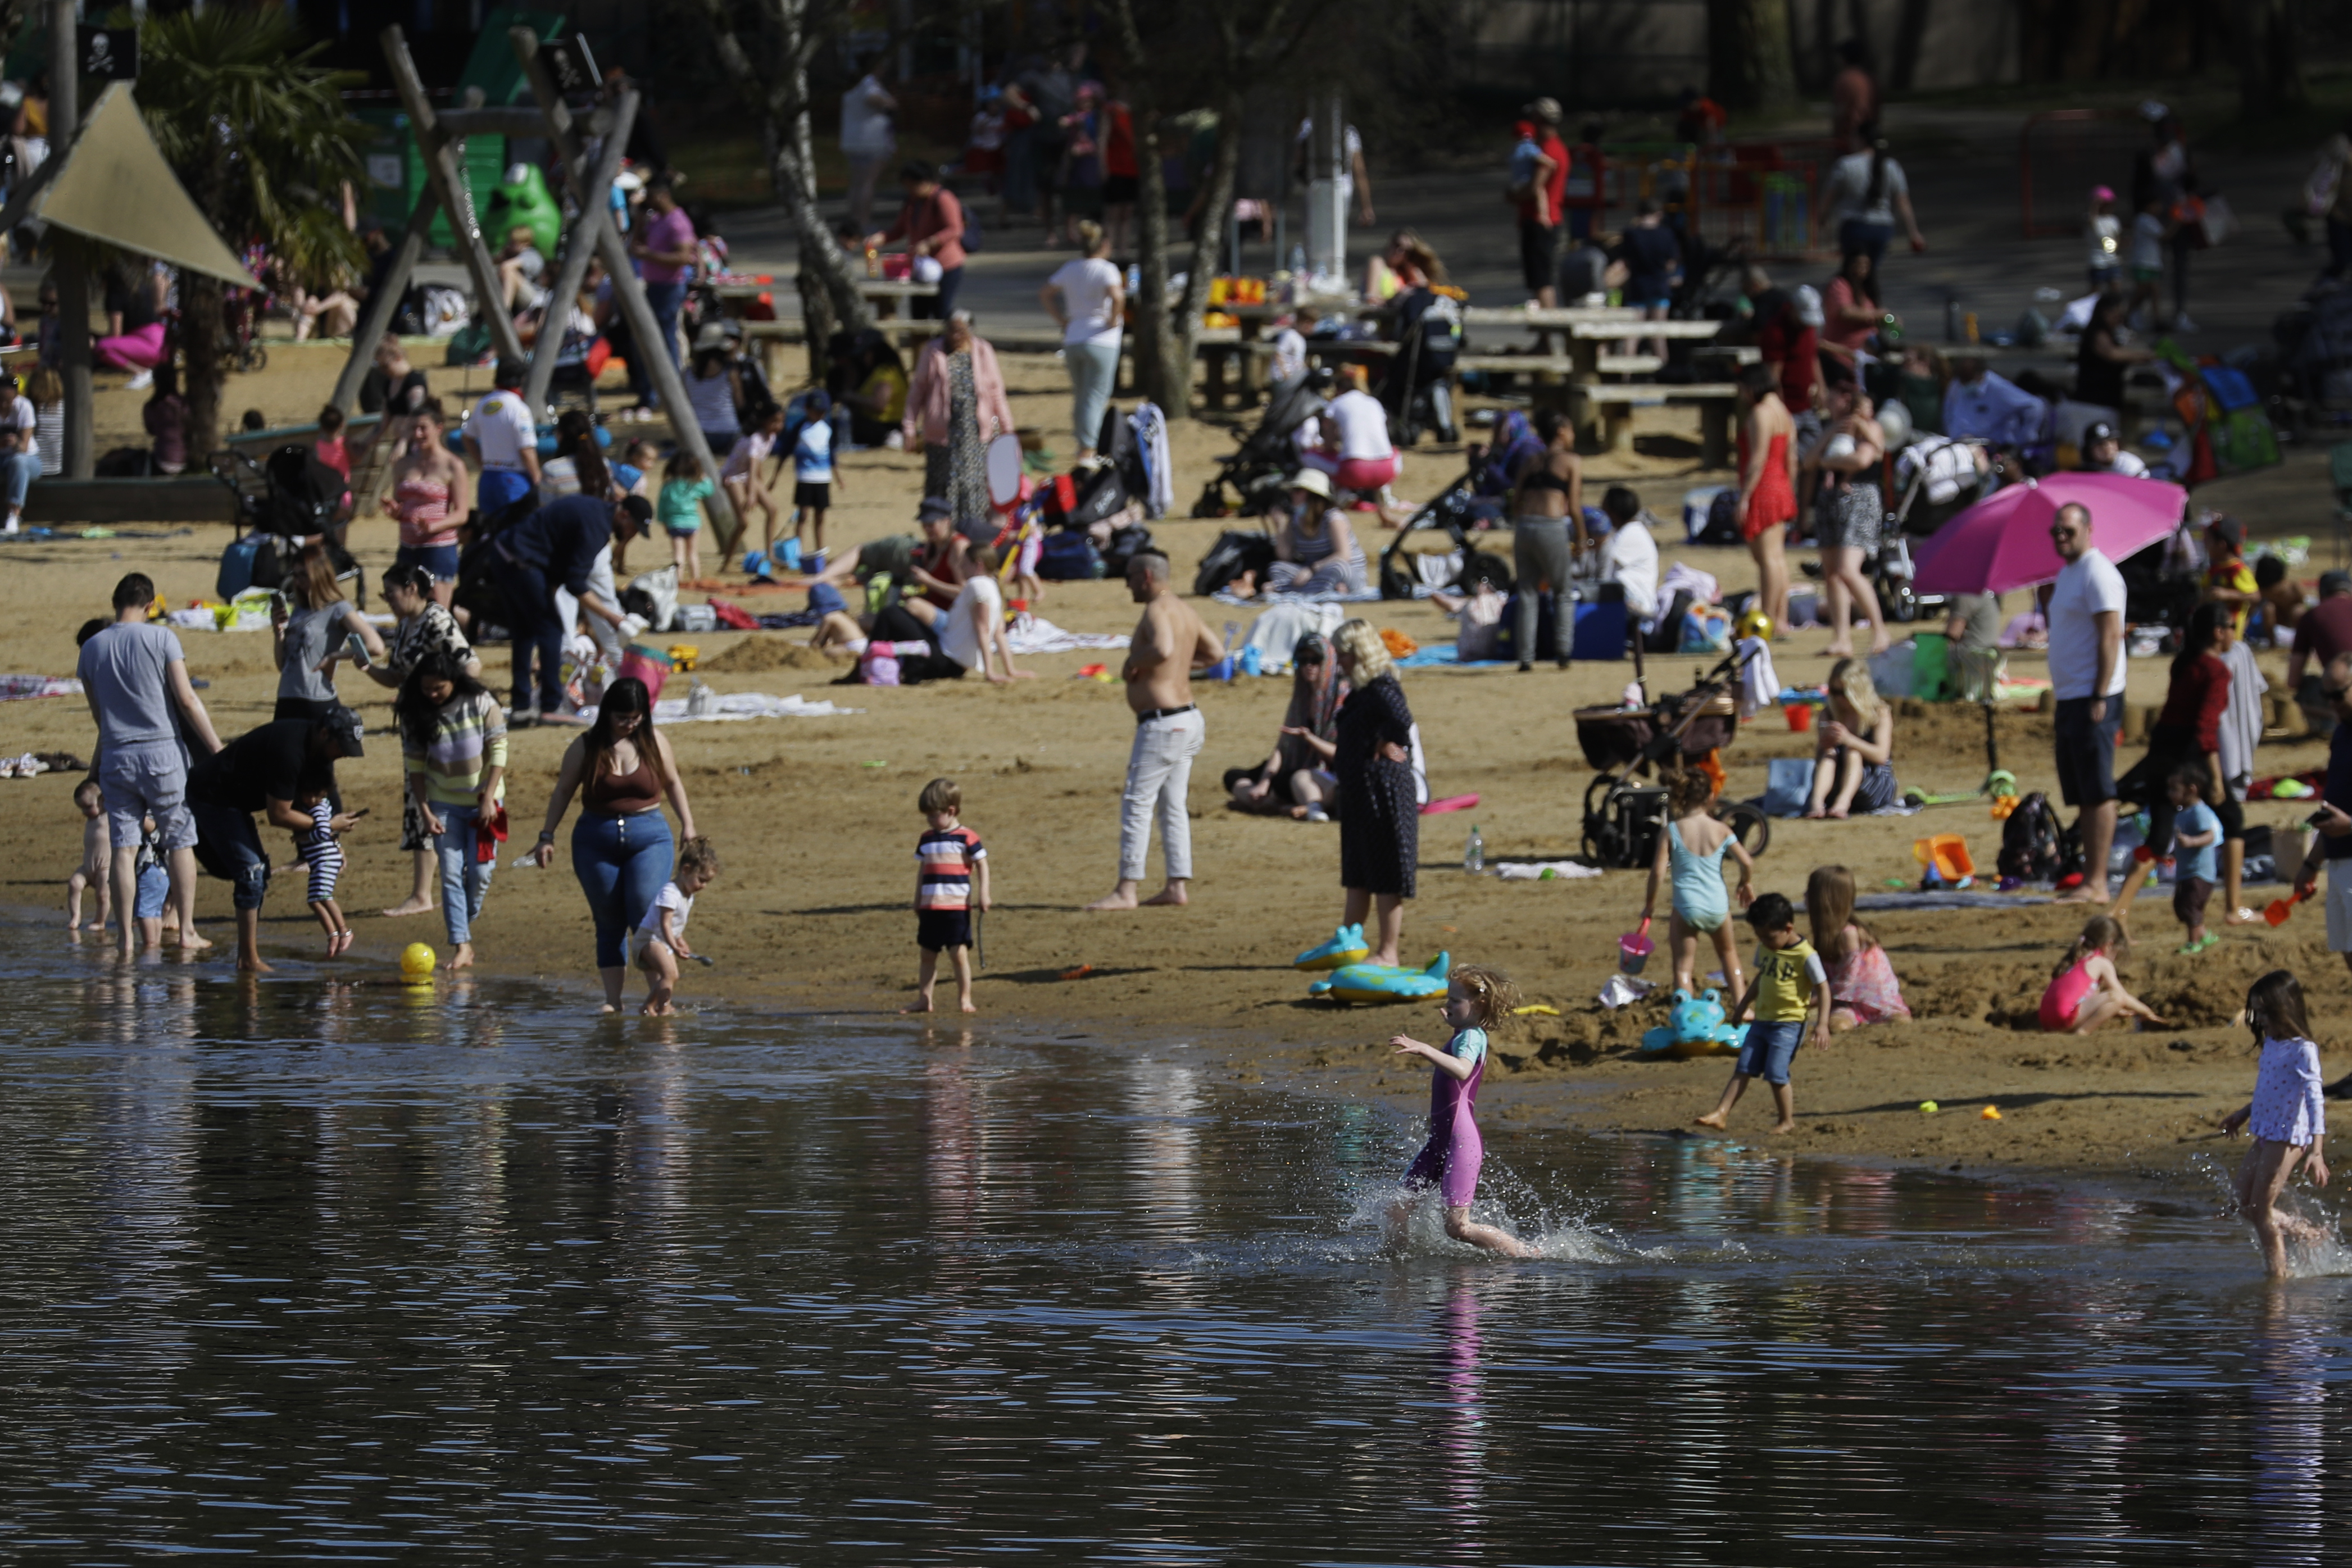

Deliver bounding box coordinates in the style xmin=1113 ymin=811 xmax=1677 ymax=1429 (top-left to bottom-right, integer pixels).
xmin=1290 ymin=243 xmax=1308 ymax=280
xmin=1464 ymin=824 xmax=1484 ymax=875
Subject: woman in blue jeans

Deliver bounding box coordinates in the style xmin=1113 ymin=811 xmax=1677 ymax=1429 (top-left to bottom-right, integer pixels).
xmin=526 ymin=677 xmax=699 ymax=1010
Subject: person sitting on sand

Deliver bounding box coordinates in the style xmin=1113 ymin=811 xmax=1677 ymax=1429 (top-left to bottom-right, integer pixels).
xmin=2038 ymin=915 xmax=2162 ymax=1033
xmin=1228 ymin=631 xmax=1349 ymax=818
xmin=1638 ymin=767 xmax=1755 ymax=1000
xmin=1805 ymin=657 xmax=1898 ymax=819
xmin=2219 ymin=969 xmax=2331 ymax=1278
xmin=1805 ymin=863 xmax=1910 ymax=1029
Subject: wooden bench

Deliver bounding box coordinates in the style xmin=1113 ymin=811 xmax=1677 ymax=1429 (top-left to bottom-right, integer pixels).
xmin=24 ymin=475 xmax=232 ymax=528
xmin=1576 ymin=383 xmax=1743 ymax=463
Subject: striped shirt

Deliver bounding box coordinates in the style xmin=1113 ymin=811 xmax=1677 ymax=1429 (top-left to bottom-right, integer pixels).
xmin=915 ymin=824 xmax=985 ymax=911
xmin=402 ymin=691 xmax=510 ymax=808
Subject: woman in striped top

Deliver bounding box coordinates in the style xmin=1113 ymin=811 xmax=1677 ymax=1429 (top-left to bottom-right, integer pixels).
xmin=396 ymin=652 xmax=508 ymax=969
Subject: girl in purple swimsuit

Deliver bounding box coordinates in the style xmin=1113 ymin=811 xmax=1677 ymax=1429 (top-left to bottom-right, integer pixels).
xmin=1387 ymin=963 xmax=1534 ymax=1258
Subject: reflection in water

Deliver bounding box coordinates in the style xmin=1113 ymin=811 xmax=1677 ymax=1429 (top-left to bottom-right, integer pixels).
xmin=1 ymin=925 xmax=2349 ymax=1563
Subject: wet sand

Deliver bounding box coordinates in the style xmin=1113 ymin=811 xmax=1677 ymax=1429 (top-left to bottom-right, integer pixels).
xmin=1 ymin=340 xmax=2339 ymax=1184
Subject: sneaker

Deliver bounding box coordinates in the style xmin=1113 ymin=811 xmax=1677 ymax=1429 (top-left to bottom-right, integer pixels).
xmin=510 ymin=706 xmax=540 ymax=728
xmin=124 ymin=369 xmax=153 ymax=390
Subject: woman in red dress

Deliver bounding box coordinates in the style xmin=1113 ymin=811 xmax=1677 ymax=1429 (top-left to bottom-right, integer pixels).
xmin=1736 ymin=361 xmax=1797 ymax=634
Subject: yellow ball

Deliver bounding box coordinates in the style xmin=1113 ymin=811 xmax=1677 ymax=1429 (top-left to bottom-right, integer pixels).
xmin=400 ymin=942 xmax=437 ymax=980
xmin=1735 ymin=608 xmax=1773 ymax=642
xmin=1918 ymin=1100 xmax=1939 ymax=1115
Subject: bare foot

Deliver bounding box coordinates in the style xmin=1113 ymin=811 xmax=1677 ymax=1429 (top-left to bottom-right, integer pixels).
xmin=641 ymin=1002 xmax=674 ymax=1016
xmin=1826 ymin=807 xmax=1849 ymax=820
xmin=1370 ymin=951 xmax=1402 ymax=969
xmin=2226 ymin=907 xmax=2263 ymax=926
xmin=1084 ymin=889 xmax=1139 ymax=912
xmin=380 ymin=898 xmax=435 ymax=919
xmin=1823 ymin=644 xmax=1854 ymax=660
xmin=237 ymin=952 xmax=273 ymax=974
xmin=598 ymin=1002 xmax=616 ymax=1013
xmin=901 ymin=997 xmax=937 ymax=1014
xmin=1803 ymin=808 xmax=1826 ymax=820
xmin=2054 ymin=886 xmax=2106 ymax=905
xmin=1693 ymin=1112 xmax=1727 ymax=1130
xmin=174 ymin=930 xmax=214 ymax=952
xmin=449 ymin=943 xmax=474 ymax=970
xmin=1868 ymin=637 xmax=1892 ymax=657
xmin=1138 ymin=884 xmax=1189 ymax=907
xmin=1770 ymin=1120 xmax=1797 ymax=1134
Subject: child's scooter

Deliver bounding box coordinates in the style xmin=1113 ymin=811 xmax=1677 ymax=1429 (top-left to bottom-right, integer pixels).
xmin=1901 ymin=698 xmax=2019 ymax=810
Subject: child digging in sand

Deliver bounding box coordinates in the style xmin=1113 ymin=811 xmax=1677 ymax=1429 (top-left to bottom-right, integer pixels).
xmin=65 ymin=776 xmax=111 ymax=934
xmin=1637 ymin=768 xmax=1755 ymax=1000
xmin=633 ymin=836 xmax=720 ymax=1015
xmin=909 ymin=777 xmax=988 ymax=1014
xmin=1696 ymin=893 xmax=1828 ymax=1135
xmin=2038 ymin=915 xmax=2163 ymax=1033
xmin=1387 ymin=963 xmax=1534 ymax=1258
xmin=2221 ymin=969 xmax=2330 ymax=1276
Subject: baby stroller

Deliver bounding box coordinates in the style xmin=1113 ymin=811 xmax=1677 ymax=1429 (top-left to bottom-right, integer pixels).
xmin=1191 ymin=369 xmax=1329 ymax=517
xmin=1378 ymin=285 xmax=1461 ymax=446
xmin=1577 ymin=644 xmax=1770 ymax=870
xmin=208 ymin=444 xmax=364 ymax=605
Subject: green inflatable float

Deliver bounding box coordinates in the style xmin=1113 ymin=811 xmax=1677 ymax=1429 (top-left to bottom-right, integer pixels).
xmin=484 ymin=162 xmax=563 ymax=261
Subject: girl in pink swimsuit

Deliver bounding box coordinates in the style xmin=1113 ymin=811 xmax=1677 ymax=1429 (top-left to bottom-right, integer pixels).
xmin=1386 ymin=964 xmax=1533 ymax=1258
xmin=2038 ymin=916 xmax=2160 ymax=1033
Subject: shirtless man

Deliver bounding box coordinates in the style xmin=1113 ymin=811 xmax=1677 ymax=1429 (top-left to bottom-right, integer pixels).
xmin=1086 ymin=552 xmax=1223 ymax=911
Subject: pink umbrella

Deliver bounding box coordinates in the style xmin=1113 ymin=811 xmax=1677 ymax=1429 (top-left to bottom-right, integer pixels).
xmin=1909 ymin=473 xmax=2188 ymax=596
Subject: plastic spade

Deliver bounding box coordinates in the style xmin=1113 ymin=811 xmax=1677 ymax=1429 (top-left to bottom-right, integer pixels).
xmin=2267 ymin=887 xmax=2314 ymax=927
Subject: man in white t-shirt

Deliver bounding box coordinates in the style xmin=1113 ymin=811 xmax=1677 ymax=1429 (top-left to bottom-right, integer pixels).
xmin=840 ymin=58 xmax=897 ymax=235
xmin=2045 ymin=501 xmax=2128 ymax=902
xmin=1597 ymin=485 xmax=1660 ymax=621
xmin=462 ymin=360 xmax=542 ymax=519
xmin=2079 ymin=421 xmax=2150 ymax=479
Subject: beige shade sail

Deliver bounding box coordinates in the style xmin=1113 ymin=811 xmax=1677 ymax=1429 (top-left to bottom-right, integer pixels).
xmin=25 ymin=82 xmax=256 ymax=287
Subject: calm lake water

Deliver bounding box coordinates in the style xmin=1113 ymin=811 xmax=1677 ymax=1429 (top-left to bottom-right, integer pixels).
xmin=2 ymin=922 xmax=2348 ymax=1565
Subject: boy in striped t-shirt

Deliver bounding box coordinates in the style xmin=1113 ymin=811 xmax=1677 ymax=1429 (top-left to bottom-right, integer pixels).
xmin=909 ymin=776 xmax=989 ymax=1014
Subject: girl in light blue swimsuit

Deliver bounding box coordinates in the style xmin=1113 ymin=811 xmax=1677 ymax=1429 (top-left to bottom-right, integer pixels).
xmin=1638 ymin=769 xmax=1756 ymax=998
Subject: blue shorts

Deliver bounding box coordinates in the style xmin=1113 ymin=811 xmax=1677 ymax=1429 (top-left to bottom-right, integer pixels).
xmin=478 ymin=468 xmax=535 ymax=518
xmin=394 ymin=543 xmax=461 ymax=583
xmin=1734 ymin=1019 xmax=1805 ymax=1086
xmin=134 ymin=862 xmax=169 ymax=920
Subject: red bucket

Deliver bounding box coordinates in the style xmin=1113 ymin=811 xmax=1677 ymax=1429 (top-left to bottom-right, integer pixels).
xmin=1618 ymin=917 xmax=1655 ymax=975
xmin=1785 ymin=702 xmax=1813 ymax=733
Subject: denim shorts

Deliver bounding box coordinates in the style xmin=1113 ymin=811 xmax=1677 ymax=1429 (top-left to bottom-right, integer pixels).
xmin=134 ymin=862 xmax=169 ymax=920
xmin=1735 ymin=1019 xmax=1806 ymax=1086
xmin=393 ymin=543 xmax=461 ymax=583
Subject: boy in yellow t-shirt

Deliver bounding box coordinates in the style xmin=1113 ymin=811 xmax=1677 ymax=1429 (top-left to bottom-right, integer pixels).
xmin=2201 ymin=515 xmax=2256 ymax=638
xmin=1695 ymin=892 xmax=1829 ymax=1135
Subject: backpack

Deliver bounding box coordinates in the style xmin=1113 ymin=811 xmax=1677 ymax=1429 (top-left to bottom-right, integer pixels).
xmin=1100 ymin=523 xmax=1153 ymax=580
xmin=1193 ymin=529 xmax=1276 ymax=596
xmin=1997 ymin=791 xmax=2083 ymax=883
xmin=1038 ymin=531 xmax=1103 ymax=580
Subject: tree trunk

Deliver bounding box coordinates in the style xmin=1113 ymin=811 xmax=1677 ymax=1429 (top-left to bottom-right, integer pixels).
xmin=1130 ymin=108 xmax=1183 ymax=416
xmin=2236 ymin=0 xmax=2308 ymax=120
xmin=1707 ymin=0 xmax=1799 ymax=113
xmin=180 ymin=271 xmax=225 ymax=460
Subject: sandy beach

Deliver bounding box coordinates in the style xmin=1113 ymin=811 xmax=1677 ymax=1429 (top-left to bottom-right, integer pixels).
xmin=4 ymin=339 xmax=2340 ymax=1185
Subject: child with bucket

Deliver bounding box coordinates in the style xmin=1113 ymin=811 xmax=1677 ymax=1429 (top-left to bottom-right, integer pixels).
xmin=1636 ymin=769 xmax=1756 ymax=1000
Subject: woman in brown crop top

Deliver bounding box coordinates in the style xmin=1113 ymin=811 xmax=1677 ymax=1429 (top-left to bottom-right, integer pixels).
xmin=528 ymin=676 xmax=699 ymax=1010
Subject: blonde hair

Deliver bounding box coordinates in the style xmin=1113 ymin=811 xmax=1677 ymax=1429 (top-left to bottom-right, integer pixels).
xmin=1826 ymin=657 xmax=1883 ymax=728
xmin=1074 ymin=219 xmax=1107 ymax=255
xmin=26 ymin=366 xmax=62 ymax=406
xmin=1331 ymin=618 xmax=1393 ymax=683
xmin=1450 ymin=964 xmax=1520 ymax=1029
xmin=677 ymin=836 xmax=723 ymax=877
xmin=1805 ymin=863 xmax=1874 ymax=953
xmin=919 ymin=776 xmax=962 ymax=815
xmin=2055 ymin=915 xmax=2126 ymax=980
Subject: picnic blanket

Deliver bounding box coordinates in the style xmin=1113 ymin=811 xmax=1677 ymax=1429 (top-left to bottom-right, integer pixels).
xmin=0 ymin=674 xmax=82 ymax=701
xmin=1487 ymin=859 xmax=1605 ymax=881
xmin=580 ymin=692 xmax=862 ymax=725
xmin=1845 ymin=891 xmax=2051 ymax=911
xmin=1393 ymin=641 xmax=1511 ymax=670
xmin=1006 ymin=614 xmax=1128 ymax=655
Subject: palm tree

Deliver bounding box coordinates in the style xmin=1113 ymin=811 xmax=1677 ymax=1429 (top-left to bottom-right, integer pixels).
xmin=137 ymin=7 xmax=365 ymax=455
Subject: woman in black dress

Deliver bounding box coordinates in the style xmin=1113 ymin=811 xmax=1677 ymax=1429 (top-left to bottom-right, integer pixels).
xmin=1329 ymin=618 xmax=1419 ymax=967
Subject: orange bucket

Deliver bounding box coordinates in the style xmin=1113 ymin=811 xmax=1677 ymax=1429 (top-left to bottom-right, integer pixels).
xmin=1785 ymin=702 xmax=1813 ymax=733
xmin=1910 ymin=833 xmax=1974 ymax=882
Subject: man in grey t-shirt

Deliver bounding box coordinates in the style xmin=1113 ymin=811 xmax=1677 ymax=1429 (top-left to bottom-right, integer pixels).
xmin=76 ymin=572 xmax=224 ymax=957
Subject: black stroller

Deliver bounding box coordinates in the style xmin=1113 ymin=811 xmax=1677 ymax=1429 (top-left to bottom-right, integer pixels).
xmin=208 ymin=444 xmax=365 ymax=605
xmin=1375 ymin=469 xmax=1513 ymax=600
xmin=1377 ymin=286 xmax=1461 ymax=446
xmin=1576 ymin=645 xmax=1770 ymax=870
xmin=1191 ymin=369 xmax=1329 ymax=517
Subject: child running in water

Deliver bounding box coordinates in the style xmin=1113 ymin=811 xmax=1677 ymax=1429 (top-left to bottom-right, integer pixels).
xmin=66 ymin=776 xmax=111 ymax=933
xmin=2039 ymin=916 xmax=2162 ymax=1033
xmin=633 ymin=836 xmax=721 ymax=1015
xmin=1638 ymin=769 xmax=1755 ymax=999
xmin=2221 ymin=969 xmax=2330 ymax=1276
xmin=909 ymin=777 xmax=988 ymax=1014
xmin=294 ymin=789 xmax=353 ymax=956
xmin=1697 ymin=893 xmax=1828 ymax=1135
xmin=1387 ymin=963 xmax=1533 ymax=1257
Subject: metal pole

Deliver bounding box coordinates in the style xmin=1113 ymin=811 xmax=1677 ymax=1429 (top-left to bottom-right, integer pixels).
xmin=508 ymin=28 xmax=737 ymax=548
xmin=51 ymin=0 xmax=91 ymax=479
xmin=380 ymin=25 xmax=528 ymax=366
xmin=521 ymin=90 xmax=637 ymax=414
xmin=328 ymin=189 xmax=442 ymax=413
